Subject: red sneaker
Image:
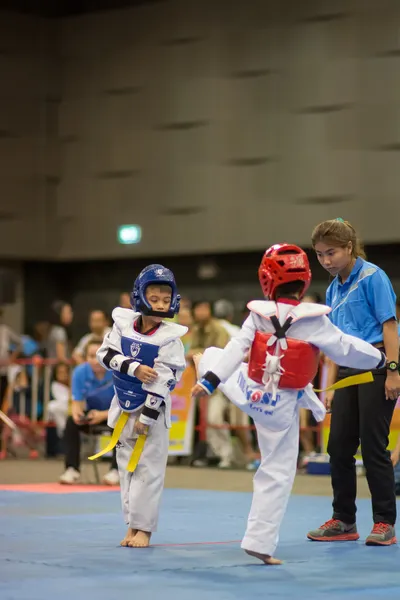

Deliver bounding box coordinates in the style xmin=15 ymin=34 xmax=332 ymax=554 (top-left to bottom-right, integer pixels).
xmin=307 ymin=519 xmax=359 ymax=541
xmin=365 ymin=523 xmax=397 ymax=546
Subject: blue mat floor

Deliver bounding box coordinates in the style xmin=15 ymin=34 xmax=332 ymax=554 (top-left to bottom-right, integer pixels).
xmin=1 ymin=489 xmax=400 ymax=600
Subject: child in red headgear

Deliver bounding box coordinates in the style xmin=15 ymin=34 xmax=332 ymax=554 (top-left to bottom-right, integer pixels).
xmin=192 ymin=243 xmax=385 ymax=565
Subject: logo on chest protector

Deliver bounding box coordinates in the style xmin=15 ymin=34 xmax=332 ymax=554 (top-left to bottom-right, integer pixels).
xmin=247 ymin=389 xmax=279 ymax=406
xmin=130 ymin=342 xmax=142 ymax=358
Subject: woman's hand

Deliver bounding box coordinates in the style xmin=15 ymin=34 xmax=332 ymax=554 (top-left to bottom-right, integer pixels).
xmin=391 ymin=448 xmax=400 ymax=467
xmin=385 ymin=371 xmax=400 ymax=401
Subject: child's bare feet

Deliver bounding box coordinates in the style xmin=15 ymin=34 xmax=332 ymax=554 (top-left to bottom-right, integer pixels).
xmin=192 ymin=353 xmax=203 ymax=376
xmin=245 ymin=549 xmax=282 ymax=565
xmin=129 ymin=530 xmax=151 ymax=547
xmin=120 ymin=527 xmax=137 ymax=547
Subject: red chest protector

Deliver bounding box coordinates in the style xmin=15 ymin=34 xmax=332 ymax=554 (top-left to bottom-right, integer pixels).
xmin=248 ymin=316 xmax=319 ymax=390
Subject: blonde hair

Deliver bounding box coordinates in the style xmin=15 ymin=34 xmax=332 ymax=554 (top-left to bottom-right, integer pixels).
xmin=311 ymin=218 xmax=366 ymax=259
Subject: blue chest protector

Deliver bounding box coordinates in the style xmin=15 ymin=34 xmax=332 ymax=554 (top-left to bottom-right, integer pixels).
xmin=113 ymin=336 xmax=160 ymax=412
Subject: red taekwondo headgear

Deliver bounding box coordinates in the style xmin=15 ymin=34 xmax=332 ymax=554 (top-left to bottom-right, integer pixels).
xmin=258 ymin=243 xmax=311 ymax=301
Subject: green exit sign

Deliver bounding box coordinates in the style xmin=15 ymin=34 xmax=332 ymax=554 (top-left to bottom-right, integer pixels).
xmin=117 ymin=225 xmax=142 ymax=245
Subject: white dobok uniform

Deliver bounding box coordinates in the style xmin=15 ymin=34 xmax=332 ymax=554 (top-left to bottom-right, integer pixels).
xmin=97 ymin=308 xmax=187 ymax=533
xmin=198 ymin=300 xmax=384 ymax=557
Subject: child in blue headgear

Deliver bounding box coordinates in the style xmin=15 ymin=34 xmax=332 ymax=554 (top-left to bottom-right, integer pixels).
xmin=96 ymin=264 xmax=187 ymax=548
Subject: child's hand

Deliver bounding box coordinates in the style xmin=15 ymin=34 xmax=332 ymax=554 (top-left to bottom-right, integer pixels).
xmin=134 ymin=420 xmax=149 ymax=436
xmin=324 ymin=390 xmax=335 ymax=412
xmin=135 ymin=365 xmax=158 ymax=384
xmin=191 ymin=383 xmax=208 ymax=399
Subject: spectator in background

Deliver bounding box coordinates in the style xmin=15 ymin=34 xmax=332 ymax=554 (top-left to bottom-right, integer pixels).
xmin=30 ymin=321 xmax=50 ymax=358
xmin=188 ymin=301 xmax=234 ymax=468
xmin=241 ymin=303 xmax=250 ymax=323
xmin=0 ymin=364 xmax=42 ymax=460
xmin=214 ymin=299 xmax=240 ymax=338
xmin=302 ymin=292 xmax=323 ymax=304
xmin=119 ymin=292 xmax=131 ymax=309
xmin=214 ymin=299 xmax=256 ymax=468
xmin=180 ymin=297 xmax=192 ymax=311
xmin=72 ymin=310 xmax=111 ymax=364
xmin=187 ymin=301 xmax=230 ymax=361
xmin=46 ymin=362 xmax=71 ymax=458
xmin=47 ymin=301 xmax=73 ymax=362
xmin=0 ymin=309 xmax=21 ymax=411
xmin=177 ymin=307 xmax=193 ymax=354
xmin=59 ymin=339 xmax=118 ymax=486
xmin=48 ymin=362 xmax=71 ymax=438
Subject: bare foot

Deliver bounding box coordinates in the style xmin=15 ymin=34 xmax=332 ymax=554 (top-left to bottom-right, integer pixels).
xmin=128 ymin=530 xmax=151 ymax=548
xmin=120 ymin=527 xmax=137 ymax=547
xmin=245 ymin=549 xmax=282 ymax=565
xmin=192 ymin=353 xmax=203 ymax=376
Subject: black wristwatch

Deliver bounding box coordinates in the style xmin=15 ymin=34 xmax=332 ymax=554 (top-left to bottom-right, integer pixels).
xmin=386 ymin=361 xmax=399 ymax=372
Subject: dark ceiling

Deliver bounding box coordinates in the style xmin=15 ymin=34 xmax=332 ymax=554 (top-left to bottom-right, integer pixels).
xmin=0 ymin=0 xmax=166 ymax=18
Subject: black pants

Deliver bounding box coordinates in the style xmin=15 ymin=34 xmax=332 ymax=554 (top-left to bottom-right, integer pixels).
xmin=64 ymin=416 xmax=117 ymax=472
xmin=328 ymin=367 xmax=397 ymax=525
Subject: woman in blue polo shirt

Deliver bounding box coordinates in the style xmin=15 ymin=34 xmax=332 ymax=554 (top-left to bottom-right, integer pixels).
xmin=308 ymin=218 xmax=400 ymax=546
xmin=59 ymin=338 xmax=118 ymax=486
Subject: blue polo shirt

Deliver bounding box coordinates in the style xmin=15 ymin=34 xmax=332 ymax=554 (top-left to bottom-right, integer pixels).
xmin=71 ymin=363 xmax=114 ymax=411
xmin=326 ymin=257 xmax=396 ymax=344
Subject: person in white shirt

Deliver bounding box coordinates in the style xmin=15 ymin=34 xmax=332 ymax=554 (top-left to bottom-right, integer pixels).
xmin=0 ymin=310 xmax=21 ymax=410
xmin=47 ymin=363 xmax=71 ymax=437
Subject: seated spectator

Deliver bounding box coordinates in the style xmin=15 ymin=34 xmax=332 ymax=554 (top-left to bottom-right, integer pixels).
xmin=59 ymin=339 xmax=118 ymax=486
xmin=48 ymin=362 xmax=71 ymax=437
xmin=72 ymin=310 xmax=111 ymax=365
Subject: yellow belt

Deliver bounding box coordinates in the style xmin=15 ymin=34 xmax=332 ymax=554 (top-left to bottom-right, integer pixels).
xmin=88 ymin=411 xmax=148 ymax=473
xmin=313 ymin=371 xmax=374 ymax=393
xmin=88 ymin=372 xmax=372 ymax=471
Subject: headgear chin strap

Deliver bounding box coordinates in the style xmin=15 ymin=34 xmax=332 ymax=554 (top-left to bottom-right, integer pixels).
xmin=131 ymin=264 xmax=180 ymax=318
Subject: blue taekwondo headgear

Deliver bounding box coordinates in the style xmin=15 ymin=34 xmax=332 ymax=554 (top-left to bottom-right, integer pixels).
xmin=131 ymin=264 xmax=180 ymax=318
